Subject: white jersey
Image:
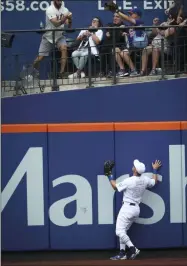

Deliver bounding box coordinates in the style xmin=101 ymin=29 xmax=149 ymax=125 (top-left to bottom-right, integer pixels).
xmin=77 ymin=29 xmax=103 ymax=55
xmin=43 ymin=1 xmax=69 ymax=43
xmin=116 ymin=175 xmax=155 ymax=204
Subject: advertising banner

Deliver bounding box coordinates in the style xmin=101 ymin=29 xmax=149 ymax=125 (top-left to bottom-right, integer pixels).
xmin=1 ymin=122 xmax=187 ymax=250
xmin=1 ymin=125 xmax=50 ymax=250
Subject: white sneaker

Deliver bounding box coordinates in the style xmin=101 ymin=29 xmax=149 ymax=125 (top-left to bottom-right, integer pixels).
xmin=81 ymin=72 xmax=85 ymax=78
xmin=68 ymin=72 xmax=78 ymax=79
xmin=128 ymin=247 xmax=140 ymax=260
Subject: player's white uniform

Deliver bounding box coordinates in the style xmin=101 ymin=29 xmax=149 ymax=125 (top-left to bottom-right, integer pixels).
xmin=115 ymin=175 xmax=155 ymax=247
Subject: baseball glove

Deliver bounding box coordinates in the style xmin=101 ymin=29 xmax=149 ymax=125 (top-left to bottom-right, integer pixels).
xmin=104 ymin=160 xmax=115 ymax=176
xmin=104 ymin=1 xmax=119 ymax=13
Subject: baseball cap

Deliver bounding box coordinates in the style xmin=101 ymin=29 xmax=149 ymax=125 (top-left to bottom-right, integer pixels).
xmin=133 ymin=159 xmax=146 ymax=175
xmin=128 ymin=7 xmax=142 ymax=17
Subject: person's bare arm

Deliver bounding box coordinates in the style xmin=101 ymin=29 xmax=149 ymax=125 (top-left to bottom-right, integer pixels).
xmin=165 ymin=27 xmax=175 ymax=37
xmin=177 ymin=5 xmax=183 ymax=18
xmin=91 ymin=33 xmax=101 ymax=45
xmin=117 ymin=11 xmax=136 ymax=24
xmin=76 ymin=30 xmax=89 ymax=41
xmin=65 ymin=15 xmax=73 ymax=28
xmin=50 ymin=12 xmax=72 ymax=27
xmin=179 ymin=18 xmax=187 ymax=26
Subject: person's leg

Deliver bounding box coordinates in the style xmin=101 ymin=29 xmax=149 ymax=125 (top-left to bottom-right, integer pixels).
xmin=71 ymin=48 xmax=88 ymax=78
xmin=150 ymin=47 xmax=160 ymax=75
xmin=68 ymin=50 xmax=81 ymax=78
xmin=69 ymin=49 xmax=88 ymax=78
xmin=141 ymin=46 xmax=153 ymax=75
xmin=115 ymin=48 xmax=129 ymax=77
xmin=77 ymin=49 xmax=88 ymax=73
xmin=121 ymin=50 xmax=135 ymax=71
xmin=72 ymin=50 xmax=81 ymax=70
xmin=33 ymin=37 xmax=51 ymax=70
xmin=115 ymin=47 xmax=124 ymax=69
xmin=57 ymin=38 xmax=68 ymax=76
xmin=110 ymin=206 xmax=128 ymax=261
xmin=121 ymin=50 xmax=138 ymax=76
xmin=116 ymin=207 xmax=134 ymax=248
xmin=119 ymin=238 xmax=126 ymax=252
xmin=115 ymin=203 xmax=140 ymax=260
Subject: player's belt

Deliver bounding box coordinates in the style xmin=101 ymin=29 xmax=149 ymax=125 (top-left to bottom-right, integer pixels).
xmin=122 ymin=201 xmax=136 ymax=206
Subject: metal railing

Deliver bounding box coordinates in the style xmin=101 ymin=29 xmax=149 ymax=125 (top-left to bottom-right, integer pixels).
xmin=1 ymin=25 xmax=187 ymax=96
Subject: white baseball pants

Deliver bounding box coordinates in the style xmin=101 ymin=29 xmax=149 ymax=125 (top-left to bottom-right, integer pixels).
xmin=116 ymin=202 xmax=140 ymax=248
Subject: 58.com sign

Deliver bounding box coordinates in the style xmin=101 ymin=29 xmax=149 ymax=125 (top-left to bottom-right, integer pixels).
xmin=1 ymin=0 xmax=53 ymax=12
xmin=1 ymin=0 xmax=173 ymax=12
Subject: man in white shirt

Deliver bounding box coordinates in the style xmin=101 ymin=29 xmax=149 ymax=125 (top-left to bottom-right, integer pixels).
xmin=33 ymin=0 xmax=72 ymax=77
xmin=104 ymin=159 xmax=162 ymax=260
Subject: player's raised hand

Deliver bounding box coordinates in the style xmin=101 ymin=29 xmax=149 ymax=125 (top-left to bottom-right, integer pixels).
xmin=152 ymin=160 xmax=162 ymax=170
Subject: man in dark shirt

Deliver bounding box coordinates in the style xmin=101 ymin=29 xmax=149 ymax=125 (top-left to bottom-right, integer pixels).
xmin=99 ymin=12 xmax=128 ymax=77
xmin=114 ymin=7 xmax=144 ymax=76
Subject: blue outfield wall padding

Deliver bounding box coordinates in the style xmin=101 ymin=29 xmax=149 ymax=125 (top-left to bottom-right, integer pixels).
xmin=1 ymin=132 xmax=50 ymax=251
xmin=114 ymin=130 xmax=184 ymax=249
xmin=2 ymin=78 xmax=187 ymax=124
xmin=48 ymin=130 xmax=116 ymax=249
xmin=1 ymin=122 xmax=186 ymax=251
xmin=181 ymin=126 xmax=187 ymax=247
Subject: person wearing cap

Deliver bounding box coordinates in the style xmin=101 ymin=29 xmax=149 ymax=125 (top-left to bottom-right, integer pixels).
xmin=114 ymin=7 xmax=144 ymax=77
xmin=107 ymin=159 xmax=162 ymax=260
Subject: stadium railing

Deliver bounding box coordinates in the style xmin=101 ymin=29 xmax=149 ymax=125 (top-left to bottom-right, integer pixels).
xmin=1 ymin=25 xmax=187 ymax=96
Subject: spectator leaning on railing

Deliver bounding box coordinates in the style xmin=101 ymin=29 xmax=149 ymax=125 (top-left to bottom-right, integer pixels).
xmin=99 ymin=12 xmax=127 ymax=78
xmin=146 ymin=17 xmax=160 ymax=44
xmin=33 ymin=0 xmax=72 ymax=78
xmin=104 ymin=2 xmax=147 ymax=77
xmin=140 ymin=15 xmax=185 ymax=76
xmin=165 ymin=0 xmax=186 ymax=23
xmin=68 ymin=17 xmax=103 ymax=79
xmin=114 ymin=7 xmax=146 ymax=77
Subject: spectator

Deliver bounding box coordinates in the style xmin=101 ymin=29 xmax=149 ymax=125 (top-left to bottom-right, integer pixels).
xmin=146 ymin=17 xmax=160 ymax=44
xmin=99 ymin=12 xmax=127 ymax=77
xmin=68 ymin=17 xmax=103 ymax=79
xmin=114 ymin=7 xmax=145 ymax=76
xmin=33 ymin=0 xmax=72 ymax=78
xmin=140 ymin=18 xmax=178 ymax=76
xmin=165 ymin=0 xmax=186 ymax=23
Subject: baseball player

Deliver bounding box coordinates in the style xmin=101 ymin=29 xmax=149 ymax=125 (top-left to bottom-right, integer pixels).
xmin=104 ymin=159 xmax=162 ymax=260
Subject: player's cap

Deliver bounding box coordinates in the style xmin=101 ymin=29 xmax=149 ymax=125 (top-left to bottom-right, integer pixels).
xmin=133 ymin=159 xmax=146 ymax=175
xmin=128 ymin=7 xmax=142 ymax=17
